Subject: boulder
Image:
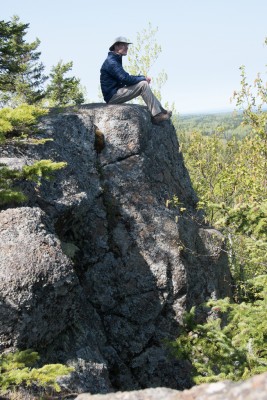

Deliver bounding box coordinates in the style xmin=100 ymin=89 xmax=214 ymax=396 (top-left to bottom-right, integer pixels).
xmin=75 ymin=371 xmax=267 ymax=400
xmin=0 ymin=104 xmax=232 ymax=393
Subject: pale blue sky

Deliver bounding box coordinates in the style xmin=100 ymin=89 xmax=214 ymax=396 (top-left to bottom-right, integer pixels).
xmin=2 ymin=0 xmax=267 ymax=114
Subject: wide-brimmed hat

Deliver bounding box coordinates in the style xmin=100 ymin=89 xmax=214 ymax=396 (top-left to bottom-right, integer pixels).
xmin=109 ymin=36 xmax=132 ymax=51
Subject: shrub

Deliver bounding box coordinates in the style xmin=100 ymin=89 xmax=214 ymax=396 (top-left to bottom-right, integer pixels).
xmin=0 ymin=350 xmax=74 ymax=394
xmin=170 ymin=275 xmax=267 ymax=384
xmin=0 ymin=160 xmax=67 ymax=206
xmin=0 ymin=104 xmax=47 ymax=142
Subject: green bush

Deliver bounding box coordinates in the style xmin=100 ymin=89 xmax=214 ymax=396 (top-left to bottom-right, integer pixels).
xmin=0 ymin=104 xmax=48 ymax=142
xmin=0 ymin=350 xmax=74 ymax=394
xmin=170 ymin=275 xmax=267 ymax=384
xmin=0 ymin=160 xmax=66 ymax=206
xmin=0 ymin=103 xmax=66 ymax=207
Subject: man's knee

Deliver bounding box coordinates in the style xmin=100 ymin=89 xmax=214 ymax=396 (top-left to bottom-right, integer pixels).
xmin=140 ymin=80 xmax=149 ymax=88
xmin=139 ymin=80 xmax=149 ymax=93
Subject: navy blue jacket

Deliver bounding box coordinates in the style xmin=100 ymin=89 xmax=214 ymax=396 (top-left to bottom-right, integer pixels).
xmin=100 ymin=52 xmax=146 ymax=103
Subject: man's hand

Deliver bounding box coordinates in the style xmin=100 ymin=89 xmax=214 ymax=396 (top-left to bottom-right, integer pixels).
xmin=146 ymin=77 xmax=152 ymax=84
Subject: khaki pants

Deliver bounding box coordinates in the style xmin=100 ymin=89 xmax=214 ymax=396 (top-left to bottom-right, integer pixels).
xmin=108 ymin=81 xmax=162 ymax=116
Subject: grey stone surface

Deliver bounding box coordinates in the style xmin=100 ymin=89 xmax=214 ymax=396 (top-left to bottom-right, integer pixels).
xmin=0 ymin=104 xmax=232 ymax=394
xmin=75 ymin=372 xmax=267 ymax=400
xmin=0 ymin=207 xmax=80 ymax=349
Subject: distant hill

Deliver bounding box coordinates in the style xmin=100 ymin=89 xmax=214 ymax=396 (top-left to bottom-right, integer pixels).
xmin=176 ymin=111 xmax=250 ymax=139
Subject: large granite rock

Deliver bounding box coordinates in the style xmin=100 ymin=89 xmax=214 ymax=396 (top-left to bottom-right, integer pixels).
xmin=75 ymin=371 xmax=267 ymax=400
xmin=0 ymin=104 xmax=232 ymax=394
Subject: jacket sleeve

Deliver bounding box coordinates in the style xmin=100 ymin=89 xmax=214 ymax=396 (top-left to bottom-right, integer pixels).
xmin=108 ymin=58 xmax=146 ymax=86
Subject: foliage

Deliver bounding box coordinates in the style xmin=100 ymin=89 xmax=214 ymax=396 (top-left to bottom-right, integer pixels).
xmin=170 ymin=276 xmax=267 ymax=384
xmin=126 ymin=22 xmax=167 ymax=103
xmin=0 ymin=102 xmax=65 ymax=207
xmin=172 ymin=40 xmax=267 ymax=385
xmin=22 ymin=160 xmax=67 ymax=185
xmin=0 ymin=103 xmax=48 ymax=142
xmin=0 ymin=17 xmax=29 ymax=89
xmin=1 ymin=16 xmax=86 ymax=108
xmin=46 ymin=60 xmax=85 ymax=107
xmin=0 ymin=160 xmax=66 ymax=206
xmin=177 ymin=112 xmax=267 ymax=283
xmin=0 ymin=16 xmax=48 ymax=106
xmin=0 ymin=349 xmax=73 ymax=394
xmin=0 ymin=166 xmax=27 ymax=205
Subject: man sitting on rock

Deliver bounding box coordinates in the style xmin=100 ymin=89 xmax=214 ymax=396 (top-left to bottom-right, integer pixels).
xmin=100 ymin=36 xmax=172 ymax=125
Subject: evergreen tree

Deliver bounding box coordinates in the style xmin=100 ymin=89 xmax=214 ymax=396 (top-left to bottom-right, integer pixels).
xmin=170 ymin=276 xmax=267 ymax=384
xmin=46 ymin=60 xmax=85 ymax=107
xmin=0 ymin=349 xmax=73 ymax=394
xmin=0 ymin=104 xmax=66 ymax=206
xmin=0 ymin=17 xmax=27 ymax=89
xmin=0 ymin=16 xmax=47 ymax=106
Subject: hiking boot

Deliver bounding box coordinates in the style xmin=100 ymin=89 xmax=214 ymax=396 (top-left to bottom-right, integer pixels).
xmin=151 ymin=112 xmax=171 ymax=125
xmin=162 ymin=109 xmax=172 ymax=117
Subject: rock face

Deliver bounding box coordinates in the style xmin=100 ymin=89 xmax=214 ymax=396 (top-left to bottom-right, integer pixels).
xmin=0 ymin=104 xmax=232 ymax=393
xmin=74 ymin=372 xmax=267 ymax=400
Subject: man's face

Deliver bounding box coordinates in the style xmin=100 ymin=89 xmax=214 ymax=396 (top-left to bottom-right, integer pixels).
xmin=114 ymin=42 xmax=129 ymax=56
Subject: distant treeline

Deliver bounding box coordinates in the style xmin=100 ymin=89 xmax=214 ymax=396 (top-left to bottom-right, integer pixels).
xmin=176 ymin=111 xmax=251 ymax=139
